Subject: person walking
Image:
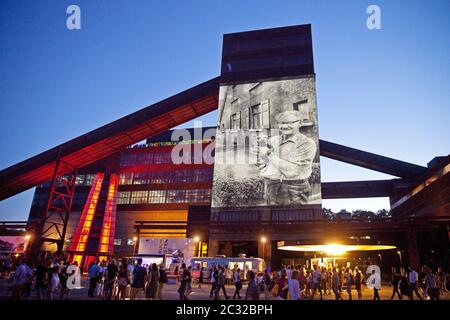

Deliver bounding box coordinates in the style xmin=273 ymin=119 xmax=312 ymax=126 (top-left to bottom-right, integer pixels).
xmin=399 ymin=267 xmax=409 ymax=300
xmin=371 ymin=270 xmax=381 ymax=300
xmin=390 ymin=267 xmax=401 ymax=300
xmin=408 ymin=266 xmax=423 ymax=300
xmin=214 ymin=265 xmax=230 ymax=300
xmin=424 ymin=267 xmax=440 ymax=300
xmin=209 ymin=266 xmax=217 ymax=298
xmin=233 ymin=268 xmax=242 ymax=299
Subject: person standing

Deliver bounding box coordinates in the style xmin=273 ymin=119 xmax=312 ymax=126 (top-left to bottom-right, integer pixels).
xmin=178 ymin=263 xmax=188 ymax=300
xmin=288 ymin=270 xmax=300 ymax=300
xmin=354 ymin=267 xmax=363 ymax=300
xmin=390 ymin=267 xmax=401 ymax=300
xmin=104 ymin=259 xmax=118 ymax=300
xmin=49 ymin=266 xmax=60 ymax=300
xmin=311 ymin=265 xmax=322 ymax=300
xmin=157 ymin=265 xmax=167 ymax=300
xmin=399 ymin=267 xmax=409 ymax=300
xmin=198 ymin=267 xmax=204 ymax=289
xmin=345 ymin=268 xmax=353 ymax=300
xmin=34 ymin=259 xmax=51 ymax=300
xmin=332 ymin=268 xmax=342 ymax=300
xmin=87 ymin=260 xmax=101 ymax=298
xmin=245 ymin=270 xmax=259 ymax=300
xmin=233 ymin=268 xmax=242 ymax=299
xmin=264 ymin=269 xmax=271 ymax=299
xmin=424 ymin=267 xmax=440 ymax=300
xmin=116 ymin=259 xmax=129 ymax=300
xmin=145 ymin=263 xmax=159 ymax=300
xmin=130 ymin=258 xmax=147 ymax=300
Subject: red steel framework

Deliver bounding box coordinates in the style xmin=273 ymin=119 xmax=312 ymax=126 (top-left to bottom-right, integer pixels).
xmin=33 ymin=152 xmax=78 ymax=257
xmin=98 ymin=173 xmax=119 ymax=258
xmin=69 ymin=173 xmax=104 ymax=265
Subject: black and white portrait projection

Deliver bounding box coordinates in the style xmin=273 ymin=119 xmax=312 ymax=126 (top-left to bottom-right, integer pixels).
xmin=212 ymin=76 xmax=321 ymax=208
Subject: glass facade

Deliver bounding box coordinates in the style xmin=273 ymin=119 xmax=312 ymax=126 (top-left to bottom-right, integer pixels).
xmin=117 ymin=189 xmax=211 ymax=205
xmin=118 ymin=168 xmax=213 ymax=185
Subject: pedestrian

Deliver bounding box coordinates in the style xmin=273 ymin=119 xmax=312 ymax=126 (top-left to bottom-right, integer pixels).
xmin=233 ymin=268 xmax=242 ymax=299
xmin=354 ymin=267 xmax=363 ymax=300
xmin=214 ymin=265 xmax=230 ymax=300
xmin=145 ymin=263 xmax=159 ymax=300
xmin=245 ymin=270 xmax=259 ymax=300
xmin=399 ymin=267 xmax=409 ymax=300
xmin=371 ymin=270 xmax=381 ymax=300
xmin=34 ymin=259 xmax=51 ymax=300
xmin=345 ymin=268 xmax=353 ymax=300
xmin=424 ymin=267 xmax=440 ymax=300
xmin=311 ymin=265 xmax=322 ymax=300
xmin=198 ymin=266 xmax=204 ymax=289
xmin=276 ymin=269 xmax=289 ymax=300
xmin=408 ymin=266 xmax=423 ymax=300
xmin=178 ymin=263 xmax=188 ymax=300
xmin=332 ymin=268 xmax=342 ymax=300
xmin=130 ymin=258 xmax=147 ymax=300
xmin=288 ymin=270 xmax=300 ymax=300
xmin=390 ymin=267 xmax=401 ymax=300
xmin=87 ymin=260 xmax=101 ymax=298
xmin=209 ymin=266 xmax=217 ymax=298
xmin=174 ymin=265 xmax=179 ymax=285
xmin=437 ymin=267 xmax=449 ymax=295
xmin=49 ymin=266 xmax=60 ymax=300
xmin=264 ymin=269 xmax=271 ymax=299
xmin=104 ymin=259 xmax=118 ymax=300
xmin=158 ymin=265 xmax=167 ymax=300
xmin=116 ymin=259 xmax=129 ymax=300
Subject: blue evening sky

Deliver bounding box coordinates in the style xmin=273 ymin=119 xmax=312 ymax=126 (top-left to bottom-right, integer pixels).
xmin=0 ymin=0 xmax=449 ymax=220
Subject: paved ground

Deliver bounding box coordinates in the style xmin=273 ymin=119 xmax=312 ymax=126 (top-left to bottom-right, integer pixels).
xmin=1 ymin=276 xmax=449 ymax=300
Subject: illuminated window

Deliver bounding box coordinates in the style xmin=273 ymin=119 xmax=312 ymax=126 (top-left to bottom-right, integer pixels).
xmin=114 ymin=239 xmax=122 ymax=246
xmin=133 ymin=172 xmax=148 ymax=185
xmin=119 ymin=173 xmax=133 ymax=185
xmin=117 ymin=191 xmax=131 ymax=204
xmin=167 ymin=190 xmax=187 ymax=203
xmin=148 ymin=190 xmax=166 ymax=204
xmin=130 ymin=191 xmax=148 ymax=204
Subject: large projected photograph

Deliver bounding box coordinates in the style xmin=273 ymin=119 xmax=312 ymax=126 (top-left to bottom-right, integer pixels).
xmin=212 ymin=77 xmax=321 ymax=208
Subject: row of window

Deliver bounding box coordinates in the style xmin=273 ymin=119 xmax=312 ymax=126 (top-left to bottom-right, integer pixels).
xmin=119 ymin=168 xmax=213 ymax=185
xmin=117 ymin=189 xmax=212 ymax=205
xmin=39 ymin=174 xmax=97 ymax=188
xmin=217 ymin=209 xmax=315 ymax=222
xmin=120 ymin=151 xmax=173 ymax=166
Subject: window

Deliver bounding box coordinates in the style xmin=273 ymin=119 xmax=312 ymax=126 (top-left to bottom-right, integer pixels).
xmin=130 ymin=191 xmax=148 ymax=204
xmin=114 ymin=239 xmax=122 ymax=246
xmin=231 ymin=112 xmax=240 ymax=130
xmin=218 ymin=211 xmax=259 ymax=222
xmin=251 ymin=104 xmax=262 ymax=129
xmin=119 ymin=173 xmax=133 ymax=185
xmin=271 ymin=209 xmax=313 ymax=223
xmin=133 ymin=172 xmax=148 ymax=185
xmin=84 ymin=174 xmax=95 ymax=186
xmin=117 ymin=191 xmax=131 ymax=205
xmin=127 ymin=239 xmax=135 ymax=246
xmin=148 ymin=190 xmax=166 ymax=204
xmin=166 ymin=190 xmax=187 ymax=203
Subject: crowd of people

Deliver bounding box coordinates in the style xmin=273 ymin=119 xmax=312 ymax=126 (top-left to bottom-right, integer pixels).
xmin=1 ymin=254 xmax=449 ymax=301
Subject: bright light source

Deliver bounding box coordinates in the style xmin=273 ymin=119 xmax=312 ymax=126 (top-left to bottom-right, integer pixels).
xmin=323 ymin=244 xmax=347 ymax=255
xmin=24 ymin=235 xmax=31 ymax=240
xmin=279 ymin=244 xmax=396 ymax=253
xmin=133 ymin=237 xmax=137 ymax=241
xmin=194 ymin=236 xmax=200 ymax=242
xmin=261 ymin=236 xmax=267 ymax=243
xmin=397 ymin=251 xmax=401 ymax=254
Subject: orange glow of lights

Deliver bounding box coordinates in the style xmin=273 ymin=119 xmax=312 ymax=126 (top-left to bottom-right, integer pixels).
xmin=98 ymin=174 xmax=119 ymax=254
xmin=69 ymin=173 xmax=104 ymax=254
